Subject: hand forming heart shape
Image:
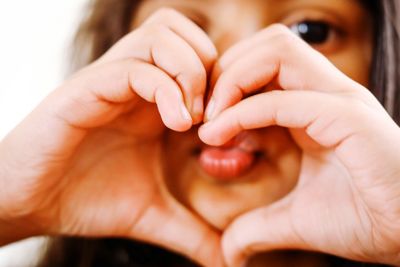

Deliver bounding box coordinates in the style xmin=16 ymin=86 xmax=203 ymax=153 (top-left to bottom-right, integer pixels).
xmin=200 ymin=19 xmax=400 ymax=267
xmin=0 ymin=8 xmax=223 ymax=267
xmin=1 ymin=8 xmax=400 ymax=267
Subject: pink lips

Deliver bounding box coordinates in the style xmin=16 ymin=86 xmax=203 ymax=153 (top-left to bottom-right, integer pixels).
xmin=198 ymin=132 xmax=260 ymax=182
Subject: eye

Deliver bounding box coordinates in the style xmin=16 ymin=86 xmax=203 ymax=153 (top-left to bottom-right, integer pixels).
xmin=290 ymin=21 xmax=331 ymax=45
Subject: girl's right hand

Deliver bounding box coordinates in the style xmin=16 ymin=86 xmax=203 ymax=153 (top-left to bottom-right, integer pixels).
xmin=0 ymin=8 xmax=223 ymax=266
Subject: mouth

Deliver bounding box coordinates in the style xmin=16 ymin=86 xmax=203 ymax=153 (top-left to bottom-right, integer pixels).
xmin=195 ymin=131 xmax=265 ymax=182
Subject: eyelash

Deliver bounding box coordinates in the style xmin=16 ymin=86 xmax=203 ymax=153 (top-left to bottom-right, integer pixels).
xmin=290 ymin=20 xmax=331 ymax=43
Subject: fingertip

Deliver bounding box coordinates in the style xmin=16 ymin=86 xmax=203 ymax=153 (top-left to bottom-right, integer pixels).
xmin=221 ymin=227 xmax=248 ymax=267
xmin=163 ymin=117 xmax=192 ymax=132
xmin=192 ymin=115 xmax=204 ymax=125
xmin=198 ymin=122 xmax=214 ymax=144
xmin=158 ymin=103 xmax=192 ymax=132
xmin=154 ymin=84 xmax=194 ymax=131
xmin=204 ymin=97 xmax=216 ymax=122
xmin=180 ymin=103 xmax=192 ymax=122
xmin=161 ymin=199 xmax=224 ymax=267
xmin=190 ymin=96 xmax=204 ymax=124
xmin=198 ymin=122 xmax=226 ymax=146
xmin=195 ymin=230 xmax=226 ymax=267
xmin=175 ymin=104 xmax=193 ymax=131
xmin=200 ymin=41 xmax=218 ymax=74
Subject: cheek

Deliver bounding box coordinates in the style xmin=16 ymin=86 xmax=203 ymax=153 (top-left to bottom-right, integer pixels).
xmin=327 ymin=43 xmax=372 ymax=87
xmin=161 ymin=130 xmax=200 ymax=203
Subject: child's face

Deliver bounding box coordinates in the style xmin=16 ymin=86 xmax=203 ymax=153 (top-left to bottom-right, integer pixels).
xmin=133 ymin=0 xmax=373 ymax=229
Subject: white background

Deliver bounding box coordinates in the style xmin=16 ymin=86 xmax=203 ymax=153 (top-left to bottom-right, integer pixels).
xmin=0 ymin=1 xmax=88 ymax=266
xmin=0 ymin=0 xmax=88 ymax=140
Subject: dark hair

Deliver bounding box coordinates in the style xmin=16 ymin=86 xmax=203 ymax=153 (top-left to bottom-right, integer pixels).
xmin=38 ymin=0 xmax=400 ymax=266
xmin=368 ymin=0 xmax=400 ymax=124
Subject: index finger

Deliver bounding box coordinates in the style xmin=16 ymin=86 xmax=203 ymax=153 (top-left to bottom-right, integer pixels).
xmin=99 ymin=8 xmax=218 ymax=123
xmin=205 ymin=26 xmax=353 ymax=121
xmin=199 ymin=90 xmax=345 ymax=147
xmin=143 ymin=8 xmax=218 ymax=72
xmin=101 ymin=8 xmax=218 ymax=73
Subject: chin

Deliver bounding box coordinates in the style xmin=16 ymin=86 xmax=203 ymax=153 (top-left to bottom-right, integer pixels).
xmin=185 ymin=153 xmax=300 ymax=229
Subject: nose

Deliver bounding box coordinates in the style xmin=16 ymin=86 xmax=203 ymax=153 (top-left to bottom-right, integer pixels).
xmin=208 ymin=2 xmax=264 ymax=54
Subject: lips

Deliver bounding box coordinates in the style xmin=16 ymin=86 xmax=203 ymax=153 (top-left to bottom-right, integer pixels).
xmin=198 ymin=131 xmax=260 ymax=182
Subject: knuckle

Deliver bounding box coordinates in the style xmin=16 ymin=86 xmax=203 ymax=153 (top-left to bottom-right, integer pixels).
xmin=275 ymin=30 xmax=298 ymax=48
xmin=268 ymin=23 xmax=303 ymax=51
xmin=342 ymin=97 xmax=372 ymax=124
xmin=269 ymin=23 xmax=292 ymax=35
xmin=273 ymin=33 xmax=303 ymax=61
xmin=177 ymin=66 xmax=207 ymax=93
xmin=142 ymin=23 xmax=169 ymax=37
xmin=350 ymin=98 xmax=370 ymax=115
xmin=148 ymin=7 xmax=183 ymax=23
xmin=203 ymin=49 xmax=218 ymax=70
xmin=214 ymin=58 xmax=228 ymax=75
xmin=192 ymin=64 xmax=207 ymax=81
xmin=138 ymin=25 xmax=174 ymax=46
xmin=348 ymin=86 xmax=379 ymax=107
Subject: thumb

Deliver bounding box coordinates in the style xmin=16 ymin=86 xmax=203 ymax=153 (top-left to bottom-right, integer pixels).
xmin=129 ymin=197 xmax=225 ymax=267
xmin=221 ymin=194 xmax=309 ymax=267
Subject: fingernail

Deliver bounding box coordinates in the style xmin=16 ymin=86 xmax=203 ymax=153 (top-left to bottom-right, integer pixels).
xmin=205 ymin=97 xmax=216 ymax=121
xmin=180 ymin=104 xmax=192 ymax=122
xmin=192 ymin=96 xmax=204 ymax=117
xmin=200 ymin=121 xmax=212 ymax=130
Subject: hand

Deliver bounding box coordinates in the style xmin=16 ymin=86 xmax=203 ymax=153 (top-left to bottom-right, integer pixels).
xmin=199 ymin=24 xmax=400 ymax=266
xmin=0 ymin=9 xmax=224 ymax=266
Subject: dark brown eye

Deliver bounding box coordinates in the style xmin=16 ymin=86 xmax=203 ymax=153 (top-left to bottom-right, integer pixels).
xmin=290 ymin=21 xmax=330 ymax=44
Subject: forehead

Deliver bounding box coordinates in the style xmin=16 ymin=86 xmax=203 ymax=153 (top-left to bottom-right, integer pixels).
xmin=133 ymin=0 xmax=368 ymax=29
xmin=137 ymin=0 xmax=364 ymax=10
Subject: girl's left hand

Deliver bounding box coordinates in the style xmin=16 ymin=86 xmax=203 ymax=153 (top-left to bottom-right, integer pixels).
xmin=199 ymin=24 xmax=400 ymax=267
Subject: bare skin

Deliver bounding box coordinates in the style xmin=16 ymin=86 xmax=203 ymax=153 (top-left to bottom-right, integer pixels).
xmin=1 ymin=1 xmax=400 ymax=267
xmin=133 ymin=0 xmax=373 ymax=233
xmin=134 ymin=1 xmax=392 ymax=266
xmin=199 ymin=24 xmax=400 ymax=266
xmin=0 ymin=9 xmax=223 ymax=267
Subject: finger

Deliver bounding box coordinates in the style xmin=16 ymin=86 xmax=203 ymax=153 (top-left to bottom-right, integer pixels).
xmin=209 ymin=24 xmax=292 ymax=93
xmin=100 ymin=8 xmax=217 ymax=71
xmin=99 ymin=8 xmax=218 ymax=123
xmin=210 ymin=24 xmax=288 ymax=85
xmin=102 ymin=25 xmax=208 ymax=123
xmin=55 ymin=58 xmax=192 ymax=132
xmin=148 ymin=26 xmax=208 ymax=123
xmin=130 ymin=198 xmax=224 ymax=267
xmin=205 ymin=28 xmax=352 ymax=121
xmin=200 ymin=86 xmax=400 ymax=191
xmin=221 ymin=195 xmax=308 ymax=267
xmin=199 ymin=90 xmax=352 ymax=147
xmin=143 ymin=8 xmax=218 ymax=72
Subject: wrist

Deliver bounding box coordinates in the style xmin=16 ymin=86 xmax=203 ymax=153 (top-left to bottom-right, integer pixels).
xmin=0 ymin=159 xmax=45 ymax=247
xmin=0 ymin=215 xmax=42 ymax=247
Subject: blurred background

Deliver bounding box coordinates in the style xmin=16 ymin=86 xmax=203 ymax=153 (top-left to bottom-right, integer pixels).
xmin=0 ymin=0 xmax=87 ymax=139
xmin=0 ymin=0 xmax=88 ymax=265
